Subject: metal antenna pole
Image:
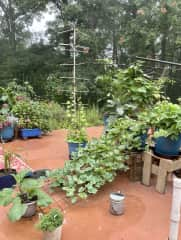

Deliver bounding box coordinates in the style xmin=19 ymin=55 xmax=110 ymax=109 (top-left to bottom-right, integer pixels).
xmin=73 ymin=24 xmax=76 ymax=111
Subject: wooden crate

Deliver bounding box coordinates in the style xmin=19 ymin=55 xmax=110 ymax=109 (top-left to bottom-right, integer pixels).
xmin=126 ymin=152 xmax=143 ymax=182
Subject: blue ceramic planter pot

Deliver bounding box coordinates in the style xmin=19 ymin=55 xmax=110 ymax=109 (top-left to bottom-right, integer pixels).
xmin=68 ymin=142 xmax=87 ymax=159
xmin=20 ymin=128 xmax=42 ymax=139
xmin=0 ymin=126 xmax=14 ymax=141
xmin=0 ymin=169 xmax=16 ymax=190
xmin=154 ymin=135 xmax=181 ymax=157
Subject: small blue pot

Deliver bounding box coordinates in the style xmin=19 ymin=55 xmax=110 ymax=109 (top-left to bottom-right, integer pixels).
xmin=154 ymin=135 xmax=181 ymax=157
xmin=20 ymin=128 xmax=42 ymax=139
xmin=0 ymin=126 xmax=14 ymax=141
xmin=68 ymin=142 xmax=87 ymax=159
xmin=0 ymin=169 xmax=16 ymax=190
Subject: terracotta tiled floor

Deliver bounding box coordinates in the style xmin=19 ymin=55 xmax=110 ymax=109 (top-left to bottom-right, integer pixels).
xmin=0 ymin=127 xmax=180 ymax=240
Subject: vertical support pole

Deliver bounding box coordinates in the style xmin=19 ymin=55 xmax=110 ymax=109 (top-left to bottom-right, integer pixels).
xmin=169 ymin=175 xmax=181 ymax=240
xmin=73 ymin=24 xmax=76 ymax=112
xmin=142 ymin=152 xmax=152 ymax=186
xmin=155 ymin=160 xmax=168 ymax=193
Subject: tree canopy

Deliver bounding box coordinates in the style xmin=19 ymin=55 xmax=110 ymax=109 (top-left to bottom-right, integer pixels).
xmin=0 ymin=0 xmax=180 ymax=103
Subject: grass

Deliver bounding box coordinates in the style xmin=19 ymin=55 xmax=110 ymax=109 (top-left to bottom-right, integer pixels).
xmin=85 ymin=105 xmax=102 ymax=127
xmin=48 ymin=103 xmax=103 ymax=130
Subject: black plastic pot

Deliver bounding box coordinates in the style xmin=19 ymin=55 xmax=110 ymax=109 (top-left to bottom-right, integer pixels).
xmin=24 ymin=169 xmax=49 ymax=179
xmin=0 ymin=169 xmax=16 ymax=190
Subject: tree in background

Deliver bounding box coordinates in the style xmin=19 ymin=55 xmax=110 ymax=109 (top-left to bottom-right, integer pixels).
xmin=0 ymin=0 xmax=180 ymax=104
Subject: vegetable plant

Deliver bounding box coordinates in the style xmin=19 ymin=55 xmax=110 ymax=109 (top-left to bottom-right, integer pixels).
xmin=50 ymin=114 xmax=149 ymax=203
xmin=36 ymin=208 xmax=64 ymax=232
xmin=12 ymin=100 xmax=51 ymax=132
xmin=142 ymin=101 xmax=181 ymax=140
xmin=112 ymin=63 xmax=164 ymax=117
xmin=97 ymin=63 xmax=165 ymax=118
xmin=66 ymin=99 xmax=88 ymax=143
xmin=0 ymin=170 xmax=52 ymax=222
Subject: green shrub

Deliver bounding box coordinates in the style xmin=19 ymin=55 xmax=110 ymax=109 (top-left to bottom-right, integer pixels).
xmin=12 ymin=100 xmax=52 ymax=132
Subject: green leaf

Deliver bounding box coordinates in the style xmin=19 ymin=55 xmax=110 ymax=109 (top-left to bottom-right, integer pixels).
xmin=8 ymin=197 xmax=27 ymax=222
xmin=0 ymin=188 xmax=13 ymax=206
xmin=36 ymin=190 xmax=52 ymax=207
xmin=71 ymin=197 xmax=78 ymax=204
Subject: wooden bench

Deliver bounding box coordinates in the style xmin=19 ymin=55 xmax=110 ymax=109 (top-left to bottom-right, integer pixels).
xmin=142 ymin=151 xmax=181 ymax=193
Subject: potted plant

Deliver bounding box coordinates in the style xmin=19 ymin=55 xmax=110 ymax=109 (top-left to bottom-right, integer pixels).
xmin=36 ymin=208 xmax=64 ymax=240
xmin=0 ymin=169 xmax=52 ymax=222
xmin=0 ymin=113 xmax=14 ymax=141
xmin=12 ymin=100 xmax=51 ymax=139
xmin=145 ymin=101 xmax=181 ymax=157
xmin=66 ymin=100 xmax=88 ymax=159
xmin=0 ymin=150 xmax=16 ymax=189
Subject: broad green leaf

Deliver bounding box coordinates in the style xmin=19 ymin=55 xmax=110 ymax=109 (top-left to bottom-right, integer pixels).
xmin=8 ymin=197 xmax=27 ymax=222
xmin=0 ymin=188 xmax=13 ymax=206
xmin=36 ymin=190 xmax=52 ymax=207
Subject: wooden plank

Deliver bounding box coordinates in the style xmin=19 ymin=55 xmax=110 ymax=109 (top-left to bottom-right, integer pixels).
xmin=156 ymin=160 xmax=168 ymax=193
xmin=142 ymin=152 xmax=152 ymax=186
xmin=152 ymin=165 xmax=159 ymax=175
xmin=169 ymin=159 xmax=181 ymax=172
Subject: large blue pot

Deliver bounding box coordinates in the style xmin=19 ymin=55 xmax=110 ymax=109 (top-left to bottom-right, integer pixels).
xmin=0 ymin=126 xmax=14 ymax=141
xmin=154 ymin=135 xmax=181 ymax=157
xmin=68 ymin=142 xmax=87 ymax=159
xmin=20 ymin=128 xmax=42 ymax=139
xmin=0 ymin=169 xmax=16 ymax=190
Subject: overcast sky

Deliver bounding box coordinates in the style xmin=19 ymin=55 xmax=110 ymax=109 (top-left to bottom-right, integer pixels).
xmin=30 ymin=12 xmax=55 ymax=33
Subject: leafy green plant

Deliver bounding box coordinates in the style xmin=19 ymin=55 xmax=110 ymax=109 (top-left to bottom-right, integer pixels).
xmin=49 ymin=114 xmax=149 ymax=203
xmin=36 ymin=208 xmax=64 ymax=232
xmin=142 ymin=101 xmax=181 ymax=140
xmin=12 ymin=100 xmax=51 ymax=132
xmin=50 ymin=135 xmax=128 ymax=203
xmin=108 ymin=116 xmax=149 ymax=151
xmin=0 ymin=170 xmax=52 ymax=222
xmin=66 ymin=99 xmax=88 ymax=143
xmin=0 ymin=81 xmax=35 ymax=115
xmin=97 ymin=64 xmax=166 ymax=118
xmin=112 ymin=64 xmax=165 ymax=116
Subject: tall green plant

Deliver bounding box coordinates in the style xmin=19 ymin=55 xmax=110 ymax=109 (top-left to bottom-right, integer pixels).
xmin=97 ymin=64 xmax=166 ymax=117
xmin=66 ymin=99 xmax=88 ymax=143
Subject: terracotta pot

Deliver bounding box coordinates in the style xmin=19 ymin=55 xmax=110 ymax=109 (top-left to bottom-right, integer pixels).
xmin=43 ymin=225 xmax=62 ymax=240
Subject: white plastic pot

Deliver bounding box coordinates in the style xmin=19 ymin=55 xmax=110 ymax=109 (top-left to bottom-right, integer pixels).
xmin=43 ymin=225 xmax=62 ymax=240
